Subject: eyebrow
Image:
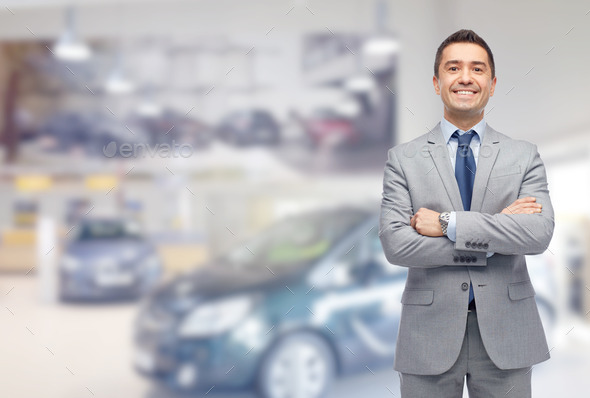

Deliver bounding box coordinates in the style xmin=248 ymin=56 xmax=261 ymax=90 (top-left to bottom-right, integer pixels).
xmin=444 ymin=60 xmax=488 ymax=68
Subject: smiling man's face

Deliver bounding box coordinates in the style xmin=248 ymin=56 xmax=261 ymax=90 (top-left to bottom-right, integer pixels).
xmin=433 ymin=42 xmax=497 ymax=129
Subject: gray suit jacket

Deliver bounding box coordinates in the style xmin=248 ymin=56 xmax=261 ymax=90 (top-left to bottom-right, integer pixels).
xmin=379 ymin=122 xmax=554 ymax=375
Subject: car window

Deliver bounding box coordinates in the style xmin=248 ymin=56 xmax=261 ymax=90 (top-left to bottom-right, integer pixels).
xmin=328 ymin=233 xmax=365 ymax=287
xmin=221 ymin=210 xmax=368 ymax=270
xmin=75 ymin=220 xmax=143 ymax=241
xmin=327 ymin=225 xmax=405 ymax=287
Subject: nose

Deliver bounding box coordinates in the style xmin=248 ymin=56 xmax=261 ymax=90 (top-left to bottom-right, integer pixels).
xmin=458 ymin=69 xmax=473 ymax=84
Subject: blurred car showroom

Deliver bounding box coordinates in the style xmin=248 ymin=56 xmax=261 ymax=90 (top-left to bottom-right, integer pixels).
xmin=1 ymin=1 xmax=589 ymax=398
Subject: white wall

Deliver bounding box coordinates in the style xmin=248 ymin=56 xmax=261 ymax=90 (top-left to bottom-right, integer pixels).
xmin=390 ymin=0 xmax=590 ymax=144
xmin=0 ymin=0 xmax=587 ymax=143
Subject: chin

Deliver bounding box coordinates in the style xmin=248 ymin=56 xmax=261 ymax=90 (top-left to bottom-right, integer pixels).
xmin=453 ymin=104 xmax=481 ymax=112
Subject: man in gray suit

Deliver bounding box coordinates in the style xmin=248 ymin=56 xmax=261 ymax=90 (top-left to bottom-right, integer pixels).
xmin=379 ymin=29 xmax=554 ymax=397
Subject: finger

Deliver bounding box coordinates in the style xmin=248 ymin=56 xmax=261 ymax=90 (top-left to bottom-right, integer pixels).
xmin=511 ymin=197 xmax=535 ymax=206
xmin=519 ymin=201 xmax=541 ymax=206
xmin=515 ymin=203 xmax=543 ymax=212
xmin=519 ymin=208 xmax=542 ymax=214
xmin=521 ymin=203 xmax=542 ymax=209
xmin=512 ymin=201 xmax=542 ymax=209
xmin=509 ymin=206 xmax=543 ymax=214
xmin=503 ymin=205 xmax=530 ymax=215
xmin=512 ymin=203 xmax=541 ymax=211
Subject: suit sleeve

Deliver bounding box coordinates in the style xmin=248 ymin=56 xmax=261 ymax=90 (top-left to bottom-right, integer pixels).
xmin=455 ymin=144 xmax=554 ymax=255
xmin=379 ymin=148 xmax=487 ymax=268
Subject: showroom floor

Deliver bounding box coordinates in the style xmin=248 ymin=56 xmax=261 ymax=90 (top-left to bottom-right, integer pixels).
xmin=2 ymin=275 xmax=589 ymax=398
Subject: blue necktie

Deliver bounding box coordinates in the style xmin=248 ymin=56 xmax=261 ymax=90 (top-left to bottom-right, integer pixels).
xmin=453 ymin=130 xmax=476 ymax=304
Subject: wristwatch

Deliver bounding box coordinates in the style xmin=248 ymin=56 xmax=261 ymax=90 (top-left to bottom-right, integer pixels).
xmin=439 ymin=211 xmax=450 ymax=236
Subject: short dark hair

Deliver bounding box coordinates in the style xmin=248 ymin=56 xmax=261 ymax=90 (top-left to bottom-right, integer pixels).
xmin=434 ymin=29 xmax=495 ymax=79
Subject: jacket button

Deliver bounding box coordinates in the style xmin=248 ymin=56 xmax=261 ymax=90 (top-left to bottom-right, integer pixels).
xmin=477 ymin=243 xmax=483 ymax=249
xmin=465 ymin=242 xmax=471 ymax=248
xmin=461 ymin=282 xmax=469 ymax=291
xmin=466 ymin=256 xmax=472 ymax=263
xmin=472 ymin=256 xmax=477 ymax=263
xmin=483 ymin=243 xmax=489 ymax=249
xmin=460 ymin=256 xmax=465 ymax=263
xmin=453 ymin=256 xmax=459 ymax=263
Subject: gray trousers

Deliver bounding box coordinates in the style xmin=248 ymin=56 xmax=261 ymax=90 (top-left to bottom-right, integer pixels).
xmin=399 ymin=310 xmax=532 ymax=398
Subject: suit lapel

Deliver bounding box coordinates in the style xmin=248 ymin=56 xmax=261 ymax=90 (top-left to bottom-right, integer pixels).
xmin=427 ymin=123 xmax=464 ymax=211
xmin=470 ymin=124 xmax=500 ymax=212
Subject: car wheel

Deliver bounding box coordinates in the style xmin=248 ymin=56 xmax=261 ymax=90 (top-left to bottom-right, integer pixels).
xmin=257 ymin=332 xmax=336 ymax=398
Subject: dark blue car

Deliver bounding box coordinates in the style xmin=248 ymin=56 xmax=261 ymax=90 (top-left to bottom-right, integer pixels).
xmin=59 ymin=218 xmax=162 ymax=301
xmin=134 ymin=208 xmax=406 ymax=398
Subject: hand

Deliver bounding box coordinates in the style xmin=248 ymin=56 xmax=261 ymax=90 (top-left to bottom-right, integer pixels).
xmin=411 ymin=208 xmax=443 ymax=237
xmin=501 ymin=197 xmax=542 ymax=215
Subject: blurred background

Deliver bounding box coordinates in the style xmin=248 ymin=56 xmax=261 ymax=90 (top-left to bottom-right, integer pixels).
xmin=0 ymin=0 xmax=588 ymax=397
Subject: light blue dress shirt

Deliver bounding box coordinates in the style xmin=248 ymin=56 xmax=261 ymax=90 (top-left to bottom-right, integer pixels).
xmin=440 ymin=117 xmax=493 ymax=258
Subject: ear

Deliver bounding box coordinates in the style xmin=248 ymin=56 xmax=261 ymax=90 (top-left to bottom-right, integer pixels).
xmin=433 ymin=76 xmax=440 ymax=95
xmin=489 ymin=76 xmax=497 ymax=97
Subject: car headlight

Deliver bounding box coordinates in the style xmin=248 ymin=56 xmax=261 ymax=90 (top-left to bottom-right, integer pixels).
xmin=61 ymin=255 xmax=81 ymax=272
xmin=178 ymin=294 xmax=255 ymax=338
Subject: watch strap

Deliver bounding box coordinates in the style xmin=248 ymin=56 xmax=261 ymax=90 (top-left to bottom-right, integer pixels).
xmin=439 ymin=211 xmax=450 ymax=236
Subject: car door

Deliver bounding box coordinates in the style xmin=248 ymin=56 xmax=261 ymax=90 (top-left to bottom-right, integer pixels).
xmin=311 ymin=220 xmax=407 ymax=374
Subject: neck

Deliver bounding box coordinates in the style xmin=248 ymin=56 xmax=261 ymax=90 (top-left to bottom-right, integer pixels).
xmin=444 ymin=110 xmax=484 ymax=131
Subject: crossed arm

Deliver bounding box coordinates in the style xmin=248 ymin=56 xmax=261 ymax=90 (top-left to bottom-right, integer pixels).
xmin=379 ymin=145 xmax=554 ymax=268
xmin=410 ymin=196 xmax=542 ymax=237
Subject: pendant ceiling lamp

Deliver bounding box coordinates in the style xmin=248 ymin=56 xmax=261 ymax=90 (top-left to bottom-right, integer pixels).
xmin=105 ymin=51 xmax=135 ymax=94
xmin=363 ymin=0 xmax=399 ymax=57
xmin=53 ymin=6 xmax=91 ymax=62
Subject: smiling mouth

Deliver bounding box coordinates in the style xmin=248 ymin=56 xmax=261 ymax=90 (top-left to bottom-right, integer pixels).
xmin=453 ymin=90 xmax=477 ymax=95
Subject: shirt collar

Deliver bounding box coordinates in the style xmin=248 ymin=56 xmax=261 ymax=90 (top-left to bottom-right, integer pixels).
xmin=440 ymin=117 xmax=487 ymax=144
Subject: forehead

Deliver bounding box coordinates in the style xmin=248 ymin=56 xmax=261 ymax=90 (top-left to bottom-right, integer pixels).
xmin=441 ymin=42 xmax=489 ymax=65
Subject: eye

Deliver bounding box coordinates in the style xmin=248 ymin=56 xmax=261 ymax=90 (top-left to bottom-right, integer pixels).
xmin=449 ymin=67 xmax=458 ymax=71
xmin=474 ymin=68 xmax=482 ymax=72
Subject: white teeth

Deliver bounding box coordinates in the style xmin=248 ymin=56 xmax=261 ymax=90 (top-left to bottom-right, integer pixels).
xmin=456 ymin=91 xmax=475 ymax=94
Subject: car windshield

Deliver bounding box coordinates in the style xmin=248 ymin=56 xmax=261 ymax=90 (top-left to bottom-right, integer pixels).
xmin=220 ymin=210 xmax=367 ymax=270
xmin=75 ymin=220 xmax=143 ymax=241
